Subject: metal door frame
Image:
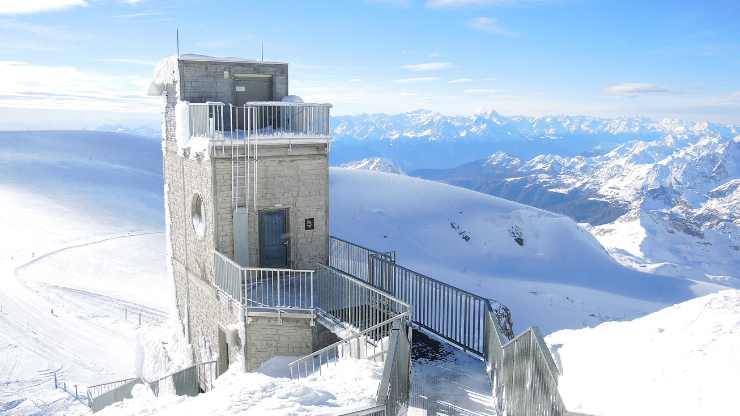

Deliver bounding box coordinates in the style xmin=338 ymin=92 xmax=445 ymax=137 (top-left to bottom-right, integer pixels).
xmin=258 ymin=208 xmax=290 ymax=268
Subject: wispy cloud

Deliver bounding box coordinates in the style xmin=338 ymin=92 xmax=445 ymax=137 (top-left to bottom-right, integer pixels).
xmin=464 ymin=88 xmax=503 ymax=94
xmin=605 ymin=83 xmax=672 ymax=97
xmin=0 ymin=0 xmax=87 ymax=15
xmin=466 ymin=17 xmax=517 ymax=37
xmin=394 ymin=77 xmax=441 ymax=83
xmin=113 ymin=11 xmax=164 ymax=18
xmin=0 ymin=61 xmax=156 ymax=112
xmin=401 ymin=62 xmax=452 ymax=71
xmin=449 ymin=78 xmax=473 ymax=84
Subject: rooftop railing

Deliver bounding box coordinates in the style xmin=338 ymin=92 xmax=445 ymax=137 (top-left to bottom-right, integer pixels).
xmin=187 ymin=101 xmax=331 ymax=142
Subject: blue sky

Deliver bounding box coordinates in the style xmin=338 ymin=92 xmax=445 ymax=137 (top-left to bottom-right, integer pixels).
xmin=1 ymin=0 xmax=740 ymax=129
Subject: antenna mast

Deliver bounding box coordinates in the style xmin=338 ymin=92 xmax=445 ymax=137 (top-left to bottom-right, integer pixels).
xmin=176 ymin=28 xmax=180 ymax=58
xmin=261 ymin=41 xmax=264 ymax=62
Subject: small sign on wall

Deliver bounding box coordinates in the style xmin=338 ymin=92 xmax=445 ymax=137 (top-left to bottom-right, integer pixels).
xmin=235 ymin=86 xmax=246 ymax=92
xmin=304 ymin=218 xmax=315 ymax=230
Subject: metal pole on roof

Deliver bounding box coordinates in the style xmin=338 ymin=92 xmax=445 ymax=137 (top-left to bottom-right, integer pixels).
xmin=261 ymin=41 xmax=264 ymax=62
xmin=176 ymin=28 xmax=180 ymax=58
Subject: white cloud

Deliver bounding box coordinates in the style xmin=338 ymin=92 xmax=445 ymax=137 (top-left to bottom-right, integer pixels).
xmin=394 ymin=77 xmax=441 ymax=83
xmin=0 ymin=0 xmax=87 ymax=14
xmin=0 ymin=61 xmax=157 ymax=112
xmin=401 ymin=62 xmax=452 ymax=71
xmin=464 ymin=88 xmax=503 ymax=94
xmin=466 ymin=17 xmax=517 ymax=37
xmin=605 ymin=83 xmax=672 ymax=97
xmin=449 ymin=78 xmax=473 ymax=84
xmin=400 ymin=92 xmax=418 ymax=96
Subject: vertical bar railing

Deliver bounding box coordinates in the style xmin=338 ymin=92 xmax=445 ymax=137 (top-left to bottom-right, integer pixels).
xmin=244 ymin=268 xmax=314 ymax=310
xmin=244 ymin=102 xmax=332 ymax=138
xmin=329 ymin=236 xmax=568 ymax=416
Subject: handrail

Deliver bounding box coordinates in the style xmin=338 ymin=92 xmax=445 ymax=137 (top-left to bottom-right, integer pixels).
xmin=319 ymin=264 xmax=411 ymax=309
xmin=330 ymin=236 xmax=568 ymax=416
xmin=288 ymin=312 xmax=409 ymax=378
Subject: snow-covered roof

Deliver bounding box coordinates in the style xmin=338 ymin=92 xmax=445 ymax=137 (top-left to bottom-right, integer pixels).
xmin=147 ymin=54 xmax=289 ymax=96
xmin=178 ymin=53 xmax=287 ymax=65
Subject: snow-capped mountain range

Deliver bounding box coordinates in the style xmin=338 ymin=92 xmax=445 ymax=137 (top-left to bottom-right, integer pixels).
xmin=339 ymin=157 xmax=405 ymax=174
xmin=414 ymin=132 xmax=740 ymax=285
xmin=331 ymin=110 xmax=740 ymax=170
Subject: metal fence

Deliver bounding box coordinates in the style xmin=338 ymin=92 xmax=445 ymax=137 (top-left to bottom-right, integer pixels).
xmin=289 ymin=313 xmax=409 ymax=379
xmin=329 ymin=236 xmax=568 ymax=416
xmin=375 ymin=322 xmax=411 ymax=416
xmin=245 ymin=268 xmax=314 ymax=310
xmin=214 ymin=250 xmax=244 ymax=303
xmin=86 ymin=378 xmax=140 ymax=412
xmin=188 ymin=101 xmax=331 ymax=141
xmin=330 ymin=237 xmax=488 ymax=356
xmin=86 ymin=361 xmax=217 ymax=412
xmin=190 ymin=102 xmax=226 ymax=139
xmin=314 ymin=264 xmax=410 ymax=334
xmin=485 ymin=315 xmax=566 ymax=416
xmin=149 ymin=361 xmax=217 ymax=398
xmin=329 ymin=236 xmax=395 ymax=283
xmin=214 ymin=250 xmax=314 ymax=311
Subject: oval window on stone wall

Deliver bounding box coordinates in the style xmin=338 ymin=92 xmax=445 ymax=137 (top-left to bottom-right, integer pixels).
xmin=191 ymin=193 xmax=206 ymax=238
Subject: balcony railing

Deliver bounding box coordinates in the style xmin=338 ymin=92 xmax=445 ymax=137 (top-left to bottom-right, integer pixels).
xmin=187 ymin=101 xmax=331 ymax=141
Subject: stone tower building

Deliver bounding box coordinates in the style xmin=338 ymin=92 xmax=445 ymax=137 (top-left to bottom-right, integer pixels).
xmin=149 ymin=55 xmax=333 ymax=373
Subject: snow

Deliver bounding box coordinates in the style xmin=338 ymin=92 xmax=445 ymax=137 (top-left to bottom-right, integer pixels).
xmin=330 ymin=168 xmax=723 ymax=333
xmin=0 ymin=131 xmax=169 ymax=413
xmin=148 ymin=56 xmax=178 ymax=96
xmin=340 ymin=157 xmax=405 ymax=174
xmin=2 ymin=130 xmax=738 ymax=415
xmin=97 ymin=358 xmax=383 ymax=416
xmin=547 ymin=289 xmax=740 ymax=416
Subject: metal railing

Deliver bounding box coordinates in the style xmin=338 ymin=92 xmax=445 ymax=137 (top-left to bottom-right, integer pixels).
xmin=375 ymin=323 xmax=411 ymax=416
xmin=245 ymin=268 xmax=314 ymax=310
xmin=289 ymin=313 xmax=409 ymax=379
xmin=329 ymin=236 xmax=395 ymax=283
xmin=329 ymin=236 xmax=568 ymax=416
xmin=485 ymin=313 xmax=565 ymax=416
xmin=187 ymin=101 xmax=331 ymax=141
xmin=149 ymin=361 xmax=217 ymax=397
xmin=189 ymin=102 xmax=225 ymax=139
xmin=336 ymin=320 xmax=412 ymax=416
xmin=214 ymin=250 xmax=244 ymax=303
xmin=314 ymin=264 xmax=410 ymax=334
xmin=330 ymin=236 xmax=488 ymax=356
xmin=86 ymin=378 xmax=139 ymax=411
xmin=214 ymin=250 xmax=314 ymax=311
xmin=86 ymin=361 xmax=217 ymax=412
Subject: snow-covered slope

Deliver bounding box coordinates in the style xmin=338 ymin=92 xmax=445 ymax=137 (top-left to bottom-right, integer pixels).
xmin=340 ymin=157 xmax=405 ymax=174
xmin=0 ymin=131 xmax=173 ymax=413
xmin=547 ymin=289 xmax=740 ymax=416
xmin=330 ymin=168 xmax=723 ymax=333
xmin=416 ymin=133 xmax=740 ymax=286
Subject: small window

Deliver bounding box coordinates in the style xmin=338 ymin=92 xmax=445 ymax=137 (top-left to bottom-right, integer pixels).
xmin=191 ymin=194 xmax=206 ymax=238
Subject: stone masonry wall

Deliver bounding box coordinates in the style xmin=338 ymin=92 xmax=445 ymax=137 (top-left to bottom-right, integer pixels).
xmin=163 ymin=83 xmax=243 ymax=370
xmin=245 ymin=314 xmax=314 ymax=371
xmin=212 ymin=144 xmax=329 ymax=270
xmin=178 ymin=59 xmax=288 ymax=105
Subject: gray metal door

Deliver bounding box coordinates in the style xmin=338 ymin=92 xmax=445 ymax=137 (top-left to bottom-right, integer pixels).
xmin=234 ymin=77 xmax=273 ymax=106
xmin=259 ymin=209 xmax=288 ymax=268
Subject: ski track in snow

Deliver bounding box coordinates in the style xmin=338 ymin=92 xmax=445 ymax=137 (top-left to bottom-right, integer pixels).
xmin=14 ymin=231 xmax=164 ymax=276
